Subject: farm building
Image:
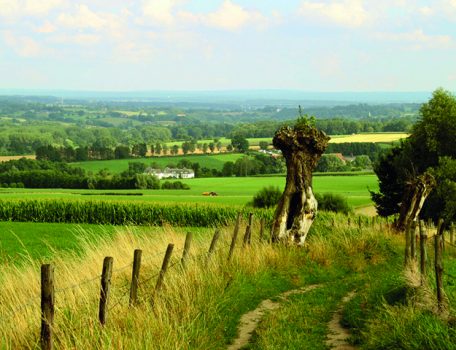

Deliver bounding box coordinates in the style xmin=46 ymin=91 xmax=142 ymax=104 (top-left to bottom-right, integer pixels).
xmin=144 ymin=167 xmax=195 ymax=179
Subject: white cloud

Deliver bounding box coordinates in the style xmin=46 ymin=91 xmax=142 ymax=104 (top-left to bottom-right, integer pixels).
xmin=375 ymin=29 xmax=454 ymax=49
xmin=58 ymin=5 xmax=107 ymax=30
xmin=298 ymin=0 xmax=370 ymax=28
xmin=0 ymin=0 xmax=64 ymax=18
xmin=142 ymin=0 xmax=181 ymax=26
xmin=36 ymin=21 xmax=57 ymax=34
xmin=24 ymin=0 xmax=64 ymax=16
xmin=3 ymin=31 xmax=44 ymax=57
xmin=203 ymin=1 xmax=267 ymax=31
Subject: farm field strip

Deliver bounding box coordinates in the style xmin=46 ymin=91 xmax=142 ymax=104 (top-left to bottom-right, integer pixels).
xmin=0 ymin=175 xmax=379 ymax=208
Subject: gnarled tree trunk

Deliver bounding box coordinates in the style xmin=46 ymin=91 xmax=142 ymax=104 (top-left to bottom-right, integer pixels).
xmin=395 ymin=172 xmax=436 ymax=232
xmin=271 ymin=123 xmax=330 ymax=245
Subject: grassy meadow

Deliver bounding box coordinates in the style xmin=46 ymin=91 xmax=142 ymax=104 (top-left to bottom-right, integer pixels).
xmin=0 ymin=175 xmax=378 ymax=208
xmin=71 ymin=153 xmax=245 ymax=173
xmin=1 ymin=213 xmax=454 ymax=349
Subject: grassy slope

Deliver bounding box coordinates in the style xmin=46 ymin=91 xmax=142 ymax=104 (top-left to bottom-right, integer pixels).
xmin=0 ymin=175 xmax=378 ymax=208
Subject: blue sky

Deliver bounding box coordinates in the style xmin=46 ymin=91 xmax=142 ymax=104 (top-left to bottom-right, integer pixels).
xmin=1 ymin=0 xmax=455 ymax=91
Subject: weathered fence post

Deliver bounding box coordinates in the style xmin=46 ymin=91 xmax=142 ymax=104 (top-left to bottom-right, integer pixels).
xmin=153 ymin=244 xmax=174 ymax=302
xmin=181 ymin=232 xmax=193 ymax=269
xmin=358 ymin=216 xmax=362 ymax=230
xmin=259 ymin=218 xmax=265 ymax=242
xmin=410 ymin=221 xmax=417 ymax=261
xmin=419 ymin=221 xmax=427 ymax=282
xmin=207 ymin=229 xmax=222 ymax=264
xmin=348 ymin=217 xmax=351 ymax=227
xmin=243 ymin=213 xmax=253 ymax=246
xmin=228 ymin=213 xmax=241 ymax=261
xmin=404 ymin=223 xmax=411 ymax=265
xmin=41 ymin=264 xmax=54 ymax=350
xmin=435 ymin=233 xmax=444 ymax=310
xmin=129 ymin=250 xmax=142 ymax=307
xmin=99 ymin=256 xmax=114 ymax=325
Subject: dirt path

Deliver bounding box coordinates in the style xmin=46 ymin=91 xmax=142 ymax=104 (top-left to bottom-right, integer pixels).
xmin=227 ymin=284 xmax=321 ymax=350
xmin=326 ymin=291 xmax=357 ymax=350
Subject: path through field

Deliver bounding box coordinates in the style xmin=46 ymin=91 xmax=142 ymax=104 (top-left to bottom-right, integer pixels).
xmin=227 ymin=285 xmax=321 ymax=350
xmin=326 ymin=291 xmax=357 ymax=350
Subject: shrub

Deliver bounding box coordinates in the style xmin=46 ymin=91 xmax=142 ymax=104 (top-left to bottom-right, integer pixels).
xmin=253 ymin=186 xmax=282 ymax=208
xmin=161 ymin=181 xmax=190 ymax=190
xmin=315 ymin=193 xmax=351 ymax=214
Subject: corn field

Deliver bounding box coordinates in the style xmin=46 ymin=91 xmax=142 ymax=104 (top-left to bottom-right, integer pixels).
xmin=0 ymin=199 xmax=274 ymax=227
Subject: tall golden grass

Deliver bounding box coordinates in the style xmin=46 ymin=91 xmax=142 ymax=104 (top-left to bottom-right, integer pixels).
xmin=0 ymin=217 xmax=393 ymax=349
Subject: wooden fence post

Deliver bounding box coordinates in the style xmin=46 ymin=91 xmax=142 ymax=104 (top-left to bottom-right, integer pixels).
xmin=207 ymin=229 xmax=222 ymax=264
xmin=228 ymin=213 xmax=241 ymax=261
xmin=181 ymin=232 xmax=193 ymax=269
xmin=243 ymin=213 xmax=253 ymax=246
xmin=40 ymin=264 xmax=54 ymax=350
xmin=410 ymin=221 xmax=417 ymax=261
xmin=358 ymin=216 xmax=362 ymax=230
xmin=404 ymin=223 xmax=411 ymax=265
xmin=419 ymin=221 xmax=427 ymax=282
xmin=154 ymin=244 xmax=174 ymax=298
xmin=348 ymin=217 xmax=351 ymax=227
xmin=435 ymin=234 xmax=444 ymax=310
xmin=99 ymin=257 xmax=113 ymax=325
xmin=129 ymin=250 xmax=142 ymax=307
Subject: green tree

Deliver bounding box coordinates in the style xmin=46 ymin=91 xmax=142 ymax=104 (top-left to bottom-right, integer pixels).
xmin=372 ymin=88 xmax=456 ymax=223
xmin=231 ymin=134 xmax=249 ymax=153
xmin=259 ymin=141 xmax=269 ymax=151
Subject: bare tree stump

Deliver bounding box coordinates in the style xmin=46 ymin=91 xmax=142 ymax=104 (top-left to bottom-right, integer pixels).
xmin=271 ymin=119 xmax=329 ymax=245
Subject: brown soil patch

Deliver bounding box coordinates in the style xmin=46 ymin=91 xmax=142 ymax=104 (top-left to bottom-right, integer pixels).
xmin=227 ymin=284 xmax=321 ymax=350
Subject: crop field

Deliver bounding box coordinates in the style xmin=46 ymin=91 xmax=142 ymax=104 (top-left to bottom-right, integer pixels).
xmin=0 ymin=175 xmax=378 ymax=208
xmin=164 ymin=133 xmax=408 ymax=148
xmin=329 ymin=132 xmax=409 ymax=143
xmin=71 ymin=153 xmax=245 ymax=174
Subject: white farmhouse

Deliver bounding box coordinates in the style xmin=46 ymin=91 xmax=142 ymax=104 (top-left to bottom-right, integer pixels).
xmin=144 ymin=167 xmax=195 ymax=179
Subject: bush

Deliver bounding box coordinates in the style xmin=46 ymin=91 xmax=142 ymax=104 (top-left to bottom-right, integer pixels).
xmin=315 ymin=193 xmax=351 ymax=214
xmin=161 ymin=181 xmax=190 ymax=190
xmin=253 ymin=186 xmax=282 ymax=208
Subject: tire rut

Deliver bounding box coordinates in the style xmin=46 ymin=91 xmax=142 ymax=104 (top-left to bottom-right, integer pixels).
xmin=227 ymin=284 xmax=321 ymax=350
xmin=326 ymin=291 xmax=357 ymax=350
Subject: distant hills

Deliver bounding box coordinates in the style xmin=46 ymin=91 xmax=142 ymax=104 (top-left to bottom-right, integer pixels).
xmin=0 ymin=90 xmax=434 ymax=107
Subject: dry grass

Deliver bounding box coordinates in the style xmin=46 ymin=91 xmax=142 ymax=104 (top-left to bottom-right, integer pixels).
xmin=0 ymin=225 xmax=291 ymax=349
xmin=0 ymin=217 xmax=396 ymax=349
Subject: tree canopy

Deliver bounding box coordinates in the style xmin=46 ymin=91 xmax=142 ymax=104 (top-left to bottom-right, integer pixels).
xmin=371 ymin=88 xmax=456 ymax=223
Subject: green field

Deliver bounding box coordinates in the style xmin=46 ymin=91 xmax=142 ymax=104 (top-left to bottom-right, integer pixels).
xmin=0 ymin=222 xmax=213 ymax=263
xmin=0 ymin=175 xmax=378 ymax=208
xmin=72 ymin=153 xmax=245 ymax=174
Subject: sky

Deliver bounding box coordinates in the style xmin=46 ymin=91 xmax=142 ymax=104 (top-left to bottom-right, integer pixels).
xmin=1 ymin=0 xmax=456 ymax=92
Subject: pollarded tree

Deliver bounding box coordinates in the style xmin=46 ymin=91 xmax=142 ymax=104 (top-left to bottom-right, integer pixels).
xmin=271 ymin=115 xmax=330 ymax=245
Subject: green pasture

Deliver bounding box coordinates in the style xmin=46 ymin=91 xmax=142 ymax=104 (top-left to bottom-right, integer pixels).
xmin=0 ymin=175 xmax=378 ymax=208
xmin=0 ymin=222 xmax=212 ymax=263
xmin=72 ymin=153 xmax=245 ymax=174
